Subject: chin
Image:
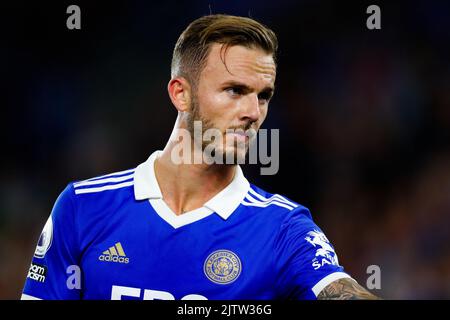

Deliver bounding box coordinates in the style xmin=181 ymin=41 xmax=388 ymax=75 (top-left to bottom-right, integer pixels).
xmin=223 ymin=147 xmax=248 ymax=165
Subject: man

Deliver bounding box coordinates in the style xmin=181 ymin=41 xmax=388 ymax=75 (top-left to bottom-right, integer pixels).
xmin=22 ymin=14 xmax=378 ymax=300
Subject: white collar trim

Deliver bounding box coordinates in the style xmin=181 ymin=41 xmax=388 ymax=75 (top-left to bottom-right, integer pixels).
xmin=133 ymin=150 xmax=250 ymax=227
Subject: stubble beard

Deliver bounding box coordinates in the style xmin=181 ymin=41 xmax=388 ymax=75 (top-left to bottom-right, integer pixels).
xmin=186 ymin=93 xmax=253 ymax=165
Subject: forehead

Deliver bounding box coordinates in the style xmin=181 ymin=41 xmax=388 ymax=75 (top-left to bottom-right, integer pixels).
xmin=201 ymin=43 xmax=276 ymax=87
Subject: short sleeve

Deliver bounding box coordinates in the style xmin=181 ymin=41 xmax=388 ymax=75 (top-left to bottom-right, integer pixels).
xmin=274 ymin=207 xmax=351 ymax=299
xmin=22 ymin=184 xmax=81 ymax=300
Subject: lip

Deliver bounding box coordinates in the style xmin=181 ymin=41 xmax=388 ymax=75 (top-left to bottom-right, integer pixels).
xmin=225 ymin=132 xmax=248 ymax=142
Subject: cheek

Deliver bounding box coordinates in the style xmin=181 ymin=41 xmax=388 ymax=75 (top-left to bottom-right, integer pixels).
xmin=211 ymin=90 xmax=236 ymax=110
xmin=198 ymin=91 xmax=236 ymax=120
xmin=257 ymin=105 xmax=269 ymax=124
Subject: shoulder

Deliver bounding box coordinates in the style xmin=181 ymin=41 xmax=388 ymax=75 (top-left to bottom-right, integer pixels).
xmin=55 ymin=168 xmax=137 ymax=245
xmin=71 ymin=167 xmax=135 ymax=194
xmin=70 ymin=167 xmax=136 ymax=198
xmin=242 ymin=184 xmax=313 ymax=222
xmin=58 ymin=167 xmax=137 ymax=218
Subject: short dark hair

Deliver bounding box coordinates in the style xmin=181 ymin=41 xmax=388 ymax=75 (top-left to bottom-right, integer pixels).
xmin=171 ymin=14 xmax=278 ymax=88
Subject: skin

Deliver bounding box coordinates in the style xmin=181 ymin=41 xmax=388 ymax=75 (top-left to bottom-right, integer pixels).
xmin=317 ymin=278 xmax=381 ymax=300
xmin=156 ymin=43 xmax=275 ymax=215
xmin=156 ymin=42 xmax=379 ymax=300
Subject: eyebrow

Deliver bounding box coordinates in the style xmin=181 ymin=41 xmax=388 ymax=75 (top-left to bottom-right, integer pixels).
xmin=221 ymin=80 xmax=275 ymax=96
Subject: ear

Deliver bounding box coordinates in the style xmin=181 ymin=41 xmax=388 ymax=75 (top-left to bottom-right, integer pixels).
xmin=167 ymin=77 xmax=192 ymax=112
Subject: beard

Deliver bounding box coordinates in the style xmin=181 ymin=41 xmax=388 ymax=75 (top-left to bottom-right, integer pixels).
xmin=186 ymin=93 xmax=255 ymax=165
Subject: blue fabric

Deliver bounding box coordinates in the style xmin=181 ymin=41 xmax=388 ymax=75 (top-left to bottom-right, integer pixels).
xmin=23 ymin=175 xmax=347 ymax=300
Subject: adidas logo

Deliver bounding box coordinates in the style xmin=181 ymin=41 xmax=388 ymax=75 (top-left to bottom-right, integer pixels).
xmin=98 ymin=242 xmax=130 ymax=264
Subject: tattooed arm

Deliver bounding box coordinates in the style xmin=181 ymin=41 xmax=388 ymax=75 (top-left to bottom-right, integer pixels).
xmin=317 ymin=278 xmax=381 ymax=300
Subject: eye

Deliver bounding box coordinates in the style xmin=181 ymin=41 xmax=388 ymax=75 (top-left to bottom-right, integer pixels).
xmin=225 ymin=87 xmax=244 ymax=97
xmin=258 ymin=91 xmax=272 ymax=103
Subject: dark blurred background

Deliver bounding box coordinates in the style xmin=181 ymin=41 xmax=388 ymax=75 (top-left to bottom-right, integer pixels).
xmin=2 ymin=0 xmax=449 ymax=299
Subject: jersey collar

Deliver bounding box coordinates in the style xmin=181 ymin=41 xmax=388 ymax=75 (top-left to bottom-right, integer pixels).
xmin=134 ymin=150 xmax=250 ymax=221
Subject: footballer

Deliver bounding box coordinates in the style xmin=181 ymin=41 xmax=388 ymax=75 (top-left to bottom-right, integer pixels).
xmin=22 ymin=14 xmax=379 ymax=300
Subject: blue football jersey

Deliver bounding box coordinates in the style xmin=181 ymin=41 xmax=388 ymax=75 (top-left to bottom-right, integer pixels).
xmin=22 ymin=150 xmax=351 ymax=300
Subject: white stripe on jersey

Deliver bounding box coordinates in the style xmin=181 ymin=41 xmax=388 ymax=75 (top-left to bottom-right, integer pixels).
xmin=74 ymin=181 xmax=134 ymax=195
xmin=248 ymin=188 xmax=298 ymax=208
xmin=242 ymin=199 xmax=294 ymax=211
xmin=243 ymin=193 xmax=295 ymax=210
xmin=73 ymin=173 xmax=134 ymax=188
xmin=80 ymin=168 xmax=135 ymax=183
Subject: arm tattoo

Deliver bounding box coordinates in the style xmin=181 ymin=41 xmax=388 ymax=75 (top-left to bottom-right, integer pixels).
xmin=317 ymin=278 xmax=381 ymax=300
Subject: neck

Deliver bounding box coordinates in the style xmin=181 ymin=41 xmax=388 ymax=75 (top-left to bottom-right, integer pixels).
xmin=155 ymin=130 xmax=236 ymax=216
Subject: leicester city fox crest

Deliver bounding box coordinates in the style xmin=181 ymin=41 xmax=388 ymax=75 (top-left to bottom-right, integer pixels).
xmin=204 ymin=250 xmax=242 ymax=284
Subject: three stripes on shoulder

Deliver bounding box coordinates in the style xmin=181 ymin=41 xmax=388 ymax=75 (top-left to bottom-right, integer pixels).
xmin=73 ymin=169 xmax=135 ymax=195
xmin=242 ymin=188 xmax=298 ymax=211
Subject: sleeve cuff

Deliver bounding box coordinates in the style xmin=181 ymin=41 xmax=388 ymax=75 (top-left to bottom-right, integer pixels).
xmin=21 ymin=293 xmax=42 ymax=300
xmin=311 ymin=272 xmax=353 ymax=297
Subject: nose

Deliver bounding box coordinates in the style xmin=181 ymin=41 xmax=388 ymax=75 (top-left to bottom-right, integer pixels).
xmin=240 ymin=93 xmax=261 ymax=123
